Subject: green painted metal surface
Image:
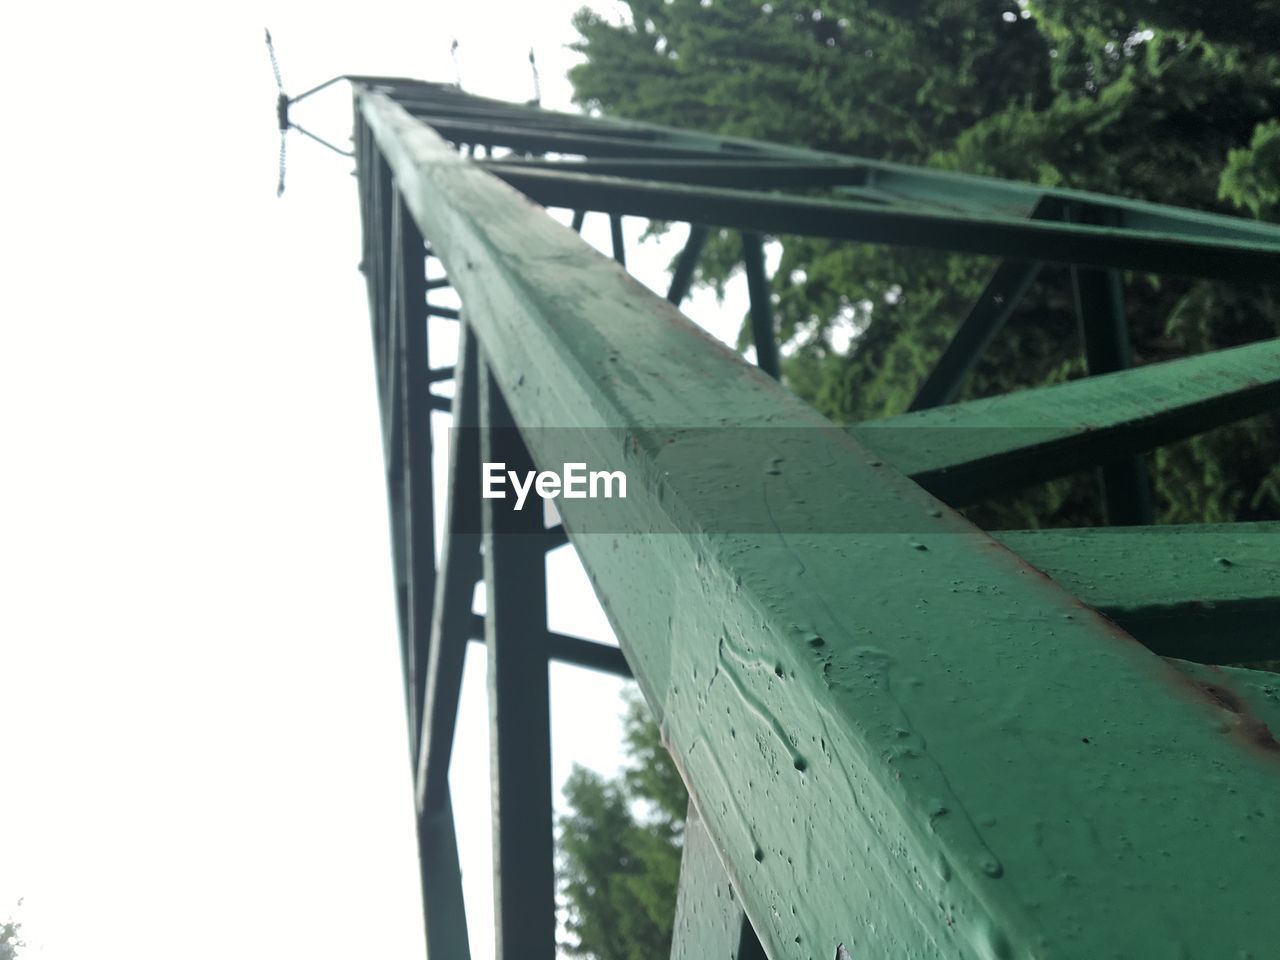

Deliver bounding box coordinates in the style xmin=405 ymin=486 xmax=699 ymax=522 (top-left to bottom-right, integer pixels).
xmin=416 ymin=328 xmax=481 ymax=815
xmin=667 ymin=224 xmax=709 ymax=306
xmin=998 ymin=523 xmax=1280 ymax=663
xmin=480 ymin=364 xmax=557 ymax=960
xmin=741 ymin=231 xmax=779 ymax=379
xmin=462 ymin=612 xmax=630 ymax=678
xmin=394 ymin=196 xmax=439 ymax=752
xmin=1067 ymin=204 xmax=1152 ymax=525
xmin=852 ymin=337 xmax=1280 ymax=506
xmin=417 ymin=790 xmax=471 ymax=959
xmin=672 ymin=803 xmax=766 ymax=960
xmin=355 ymin=113 xmax=471 ymax=960
xmin=360 ymin=89 xmax=1280 ymax=959
xmin=907 ymin=256 xmax=1043 ymax=411
xmin=388 ymin=80 xmax=1280 ymax=245
xmin=487 ymin=166 xmax=1280 ymax=282
xmin=1167 ymin=660 xmax=1280 ymax=746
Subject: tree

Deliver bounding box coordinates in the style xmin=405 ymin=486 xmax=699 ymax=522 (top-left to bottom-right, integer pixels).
xmin=568 ymin=0 xmax=1280 ymax=529
xmin=1 ymin=914 xmax=23 ymax=960
xmin=558 ymin=688 xmax=686 ymax=959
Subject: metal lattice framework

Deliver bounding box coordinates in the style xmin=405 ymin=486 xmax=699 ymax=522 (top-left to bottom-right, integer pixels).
xmin=349 ymin=77 xmax=1280 ymax=959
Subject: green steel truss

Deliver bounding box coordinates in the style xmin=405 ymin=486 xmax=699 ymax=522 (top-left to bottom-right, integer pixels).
xmin=350 ymin=77 xmax=1280 ymax=959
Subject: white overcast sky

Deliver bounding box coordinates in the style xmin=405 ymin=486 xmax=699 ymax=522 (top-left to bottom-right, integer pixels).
xmin=0 ymin=2 xmax=759 ymax=958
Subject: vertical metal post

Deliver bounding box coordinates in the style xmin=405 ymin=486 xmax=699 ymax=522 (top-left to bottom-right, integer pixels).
xmin=1069 ymin=204 xmax=1154 ymax=525
xmin=385 ymin=196 xmax=412 ymax=723
xmin=373 ymin=153 xmax=397 ymax=420
xmin=610 ymin=213 xmax=626 ymax=266
xmin=397 ymin=195 xmax=437 ymax=756
xmin=480 ymin=361 xmax=556 ymax=960
xmin=741 ymin=231 xmax=780 ymax=379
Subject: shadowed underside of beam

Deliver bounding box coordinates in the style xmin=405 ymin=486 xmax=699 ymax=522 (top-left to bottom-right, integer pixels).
xmin=997 ymin=523 xmax=1280 ymax=664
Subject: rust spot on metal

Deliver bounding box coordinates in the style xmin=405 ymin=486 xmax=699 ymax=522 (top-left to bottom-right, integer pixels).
xmin=1201 ymin=679 xmax=1280 ymax=753
xmin=1169 ymin=665 xmax=1280 ymax=757
xmin=1200 ymin=681 xmax=1243 ymax=714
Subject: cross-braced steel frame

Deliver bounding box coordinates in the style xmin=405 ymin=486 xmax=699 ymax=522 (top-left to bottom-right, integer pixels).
xmin=351 ymin=77 xmax=1280 ymax=959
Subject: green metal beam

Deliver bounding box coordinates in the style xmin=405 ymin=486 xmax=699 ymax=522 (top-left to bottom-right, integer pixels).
xmin=483 ymin=157 xmax=879 ymax=190
xmin=1166 ymin=660 xmax=1280 ymax=745
xmin=427 ymin=365 xmax=455 ymax=383
xmin=395 ymin=196 xmax=438 ymax=755
xmin=462 ymin=612 xmax=632 ymax=679
xmin=907 ymin=197 xmax=1061 ymax=411
xmin=359 ymin=111 xmax=471 ymax=960
xmin=741 ymin=232 xmax=779 ymax=379
xmin=480 ymin=362 xmax=556 ymax=960
xmin=411 ymin=115 xmax=743 ymax=160
xmin=410 ymin=329 xmax=478 ymax=960
xmin=671 ymin=803 xmax=766 ymax=960
xmin=365 ymin=154 xmax=411 ymax=689
xmin=361 ymin=88 xmax=1280 ymax=959
xmin=394 ymin=82 xmax=1280 ymax=245
xmin=471 ymin=515 xmax=1280 ymax=668
xmin=488 ymin=167 xmax=1280 ymax=281
xmin=610 ymin=214 xmax=626 ymax=266
xmin=1067 ymin=203 xmax=1153 ymax=525
xmin=368 ymin=149 xmax=400 ymax=457
xmin=852 ymin=336 xmax=1280 ymax=505
xmin=530 ymin=519 xmax=1279 ymax=665
xmin=667 ymin=225 xmax=710 ymax=306
xmin=417 ymin=789 xmax=472 ymax=960
xmin=416 ymin=328 xmax=483 ymax=814
xmin=907 ymin=257 xmax=1043 ymax=411
xmin=997 ymin=523 xmax=1280 ymax=663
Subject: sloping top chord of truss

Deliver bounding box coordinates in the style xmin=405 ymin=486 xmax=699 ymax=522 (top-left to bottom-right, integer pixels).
xmin=348 ymin=76 xmax=1280 ymax=960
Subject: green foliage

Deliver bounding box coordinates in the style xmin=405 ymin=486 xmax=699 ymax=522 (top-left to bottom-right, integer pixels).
xmin=558 ymin=688 xmax=686 ymax=959
xmin=1220 ymin=120 xmax=1280 ymax=218
xmin=1 ymin=917 xmax=23 ymax=960
xmin=569 ymin=0 xmax=1280 ymax=528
